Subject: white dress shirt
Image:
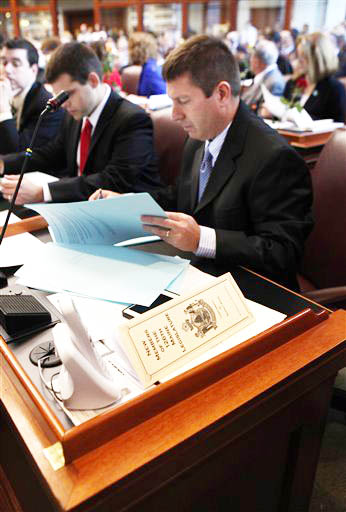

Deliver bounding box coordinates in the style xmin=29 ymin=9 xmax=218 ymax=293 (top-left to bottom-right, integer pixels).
xmin=195 ymin=122 xmax=232 ymax=258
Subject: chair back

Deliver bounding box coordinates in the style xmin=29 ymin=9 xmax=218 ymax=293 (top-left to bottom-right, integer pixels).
xmin=150 ymin=108 xmax=186 ymax=185
xmin=121 ymin=65 xmax=142 ymax=95
xmin=299 ymin=128 xmax=346 ymax=289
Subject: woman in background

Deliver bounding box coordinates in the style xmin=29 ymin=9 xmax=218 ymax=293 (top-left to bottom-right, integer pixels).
xmin=128 ymin=32 xmax=166 ymax=97
xmin=284 ymin=32 xmax=346 ymax=122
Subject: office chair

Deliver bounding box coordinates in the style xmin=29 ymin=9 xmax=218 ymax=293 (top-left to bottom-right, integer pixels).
xmin=150 ymin=108 xmax=186 ymax=186
xmin=120 ymin=65 xmax=142 ymax=95
xmin=298 ymin=127 xmax=346 ymax=307
xmin=297 ymin=127 xmax=346 ymax=412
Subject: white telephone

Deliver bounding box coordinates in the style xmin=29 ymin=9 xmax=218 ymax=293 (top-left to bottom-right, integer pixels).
xmin=52 ymin=295 xmax=121 ymax=410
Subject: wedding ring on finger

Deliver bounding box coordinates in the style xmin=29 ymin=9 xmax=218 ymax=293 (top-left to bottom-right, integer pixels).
xmin=165 ymin=229 xmax=170 ymax=238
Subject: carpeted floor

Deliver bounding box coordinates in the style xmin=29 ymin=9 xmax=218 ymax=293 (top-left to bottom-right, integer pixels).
xmin=309 ymin=407 xmax=346 ymax=512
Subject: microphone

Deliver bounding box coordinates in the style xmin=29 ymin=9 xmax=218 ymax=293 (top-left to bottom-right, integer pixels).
xmin=43 ymin=90 xmax=69 ymax=114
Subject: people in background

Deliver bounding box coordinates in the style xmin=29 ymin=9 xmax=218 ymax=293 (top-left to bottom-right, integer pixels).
xmin=241 ymin=39 xmax=286 ymax=110
xmin=89 ymin=40 xmax=122 ymax=91
xmin=266 ymin=30 xmax=293 ymax=75
xmin=0 ymin=42 xmax=161 ymax=203
xmin=127 ymin=32 xmax=166 ymax=97
xmin=0 ymin=38 xmax=64 ymax=156
xmin=90 ymin=35 xmax=313 ymax=291
xmin=284 ymin=32 xmax=346 ymax=122
xmin=40 ymin=36 xmax=61 ymax=66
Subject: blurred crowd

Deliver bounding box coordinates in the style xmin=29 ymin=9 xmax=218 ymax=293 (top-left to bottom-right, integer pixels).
xmin=1 ymin=18 xmax=346 ymax=120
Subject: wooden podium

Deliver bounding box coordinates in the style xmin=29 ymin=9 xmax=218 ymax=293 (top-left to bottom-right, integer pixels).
xmin=1 ymin=218 xmax=346 ymax=512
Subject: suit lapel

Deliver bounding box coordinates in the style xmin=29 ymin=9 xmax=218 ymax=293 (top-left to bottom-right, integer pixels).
xmin=71 ymin=119 xmax=82 ymax=175
xmin=85 ymin=91 xmax=122 ymax=168
xmin=194 ymin=101 xmax=249 ymax=215
xmin=19 ymin=82 xmax=38 ymax=130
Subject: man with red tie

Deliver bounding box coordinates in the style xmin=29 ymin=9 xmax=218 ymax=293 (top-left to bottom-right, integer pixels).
xmin=0 ymin=42 xmax=160 ymax=203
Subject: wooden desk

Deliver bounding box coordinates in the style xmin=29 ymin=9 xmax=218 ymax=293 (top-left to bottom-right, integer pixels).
xmin=277 ymin=129 xmax=334 ymax=169
xmin=1 ymin=218 xmax=346 ymax=512
xmin=277 ymin=129 xmax=333 ymax=149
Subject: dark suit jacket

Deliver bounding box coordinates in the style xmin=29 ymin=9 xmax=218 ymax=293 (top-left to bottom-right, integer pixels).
xmin=0 ymin=81 xmax=64 ymax=155
xmin=304 ymin=76 xmax=346 ymax=123
xmin=3 ymin=90 xmax=161 ymax=202
xmin=154 ymin=101 xmax=313 ymax=290
xmin=284 ymin=76 xmax=346 ymax=122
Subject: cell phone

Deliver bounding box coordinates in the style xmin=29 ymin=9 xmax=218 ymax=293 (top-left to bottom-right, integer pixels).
xmin=122 ymin=291 xmax=178 ymax=319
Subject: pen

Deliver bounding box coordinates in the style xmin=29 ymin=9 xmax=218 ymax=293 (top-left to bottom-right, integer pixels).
xmin=98 ymin=189 xmax=103 ymax=200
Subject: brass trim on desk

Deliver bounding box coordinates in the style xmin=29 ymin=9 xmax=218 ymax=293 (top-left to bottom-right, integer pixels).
xmin=43 ymin=442 xmax=65 ymax=471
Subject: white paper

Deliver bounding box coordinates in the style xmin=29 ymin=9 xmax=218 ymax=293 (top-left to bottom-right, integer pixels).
xmin=148 ymin=94 xmax=172 ymax=110
xmin=0 ymin=211 xmax=44 ymax=267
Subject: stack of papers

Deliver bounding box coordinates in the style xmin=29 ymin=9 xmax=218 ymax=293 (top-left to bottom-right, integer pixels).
xmin=15 ymin=193 xmax=190 ymax=306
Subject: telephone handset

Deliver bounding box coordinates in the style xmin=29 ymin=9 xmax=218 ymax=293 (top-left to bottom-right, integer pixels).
xmin=52 ymin=296 xmax=121 ymax=410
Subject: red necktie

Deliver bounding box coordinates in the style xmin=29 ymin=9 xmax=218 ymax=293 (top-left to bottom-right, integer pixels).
xmin=79 ymin=118 xmax=92 ymax=174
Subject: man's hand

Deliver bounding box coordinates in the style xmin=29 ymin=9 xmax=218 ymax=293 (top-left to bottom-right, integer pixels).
xmin=141 ymin=211 xmax=201 ymax=252
xmin=0 ymin=78 xmax=13 ymax=114
xmin=88 ymin=189 xmax=120 ymax=200
xmin=0 ymin=175 xmax=43 ymax=204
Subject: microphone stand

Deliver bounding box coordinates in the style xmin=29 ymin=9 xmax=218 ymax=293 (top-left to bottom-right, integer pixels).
xmin=0 ymin=92 xmax=65 ymax=357
xmin=0 ymin=90 xmax=69 ymax=286
xmin=0 ymin=110 xmax=47 ymax=246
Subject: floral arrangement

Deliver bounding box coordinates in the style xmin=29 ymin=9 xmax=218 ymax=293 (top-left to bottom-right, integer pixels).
xmin=102 ymin=52 xmax=121 ymax=92
xmin=280 ymin=75 xmax=308 ymax=112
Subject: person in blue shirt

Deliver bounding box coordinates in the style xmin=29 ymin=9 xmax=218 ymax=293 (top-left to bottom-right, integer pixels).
xmin=128 ymin=32 xmax=166 ymax=97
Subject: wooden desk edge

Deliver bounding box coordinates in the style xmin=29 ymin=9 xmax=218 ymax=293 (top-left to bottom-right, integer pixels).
xmin=1 ymin=309 xmax=346 ymax=511
xmin=3 ymin=215 xmax=48 ymax=238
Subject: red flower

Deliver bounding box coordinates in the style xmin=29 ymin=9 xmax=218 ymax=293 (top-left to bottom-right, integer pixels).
xmin=296 ymin=76 xmax=308 ymax=90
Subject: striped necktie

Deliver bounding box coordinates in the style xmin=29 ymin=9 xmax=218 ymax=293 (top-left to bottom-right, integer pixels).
xmin=198 ymin=148 xmax=213 ymax=201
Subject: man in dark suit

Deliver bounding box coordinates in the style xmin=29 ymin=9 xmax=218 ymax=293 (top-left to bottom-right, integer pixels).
xmin=139 ymin=36 xmax=313 ymax=290
xmin=0 ymin=38 xmax=64 ymax=156
xmin=0 ymin=42 xmax=160 ymax=203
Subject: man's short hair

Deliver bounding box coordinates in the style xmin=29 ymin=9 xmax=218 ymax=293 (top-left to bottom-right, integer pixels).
xmin=45 ymin=42 xmax=102 ymax=84
xmin=4 ymin=38 xmax=39 ymax=66
xmin=253 ymin=40 xmax=279 ymax=66
xmin=162 ymin=35 xmax=241 ymax=97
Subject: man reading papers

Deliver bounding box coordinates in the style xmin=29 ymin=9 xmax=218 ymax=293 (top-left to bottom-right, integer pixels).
xmin=0 ymin=42 xmax=161 ymax=203
xmin=90 ymin=36 xmax=313 ymax=291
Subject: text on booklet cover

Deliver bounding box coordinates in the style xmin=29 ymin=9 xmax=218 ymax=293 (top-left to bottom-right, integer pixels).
xmin=119 ymin=273 xmax=255 ymax=387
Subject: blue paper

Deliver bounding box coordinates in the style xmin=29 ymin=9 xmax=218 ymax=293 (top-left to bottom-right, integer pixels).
xmin=16 ymin=243 xmax=189 ymax=306
xmin=27 ymin=193 xmax=167 ymax=245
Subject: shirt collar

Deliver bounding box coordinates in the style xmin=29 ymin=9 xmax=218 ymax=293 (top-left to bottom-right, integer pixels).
xmin=253 ymin=63 xmax=277 ymax=85
xmin=205 ymin=121 xmax=232 ymax=166
xmin=82 ymin=83 xmax=111 ymax=131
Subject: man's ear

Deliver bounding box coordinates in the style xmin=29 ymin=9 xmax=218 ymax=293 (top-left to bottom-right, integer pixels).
xmin=88 ymin=71 xmax=101 ymax=88
xmin=216 ymin=81 xmax=232 ymax=103
xmin=31 ymin=63 xmax=39 ymax=77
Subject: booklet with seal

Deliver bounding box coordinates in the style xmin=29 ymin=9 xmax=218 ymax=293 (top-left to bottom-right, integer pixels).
xmin=118 ymin=273 xmax=255 ymax=387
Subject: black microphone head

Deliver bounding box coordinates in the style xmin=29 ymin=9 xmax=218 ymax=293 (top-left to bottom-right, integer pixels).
xmin=46 ymin=90 xmax=69 ymax=112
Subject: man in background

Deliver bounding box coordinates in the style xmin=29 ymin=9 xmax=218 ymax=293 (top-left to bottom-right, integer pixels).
xmin=0 ymin=42 xmax=160 ymax=203
xmin=0 ymin=38 xmax=64 ymax=155
xmin=241 ymin=39 xmax=286 ymax=109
